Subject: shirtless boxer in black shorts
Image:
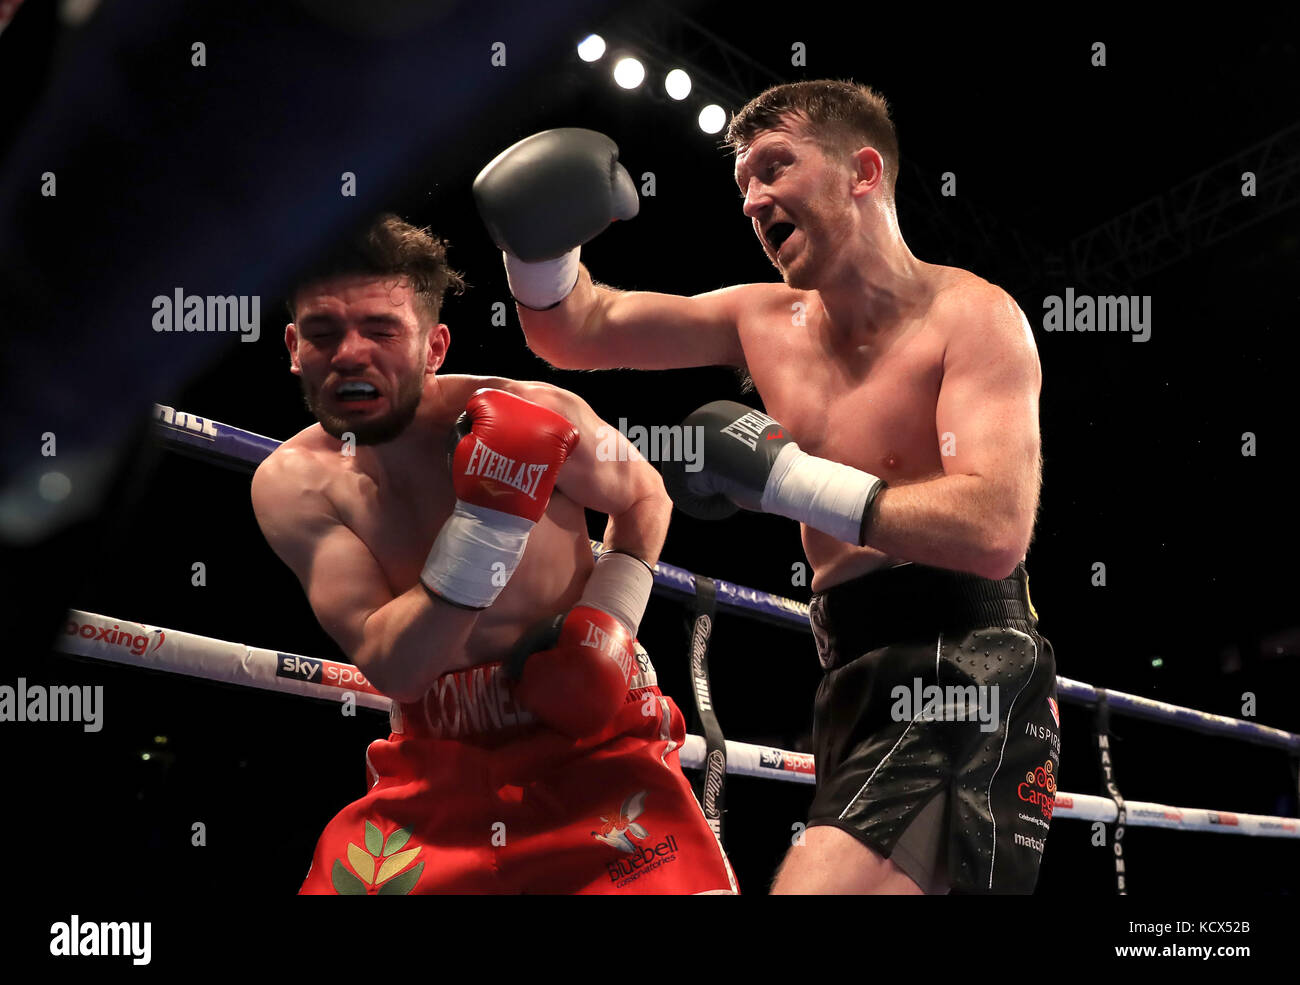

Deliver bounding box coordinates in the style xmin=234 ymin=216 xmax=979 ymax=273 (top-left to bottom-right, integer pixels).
xmin=474 ymin=80 xmax=1060 ymax=894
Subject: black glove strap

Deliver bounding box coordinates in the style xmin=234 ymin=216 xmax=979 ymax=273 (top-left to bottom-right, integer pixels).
xmin=1094 ymin=691 xmax=1128 ymax=895
xmin=688 ymin=575 xmax=726 ymax=844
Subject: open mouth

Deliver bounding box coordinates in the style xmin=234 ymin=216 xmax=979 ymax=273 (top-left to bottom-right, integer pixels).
xmin=334 ymin=381 xmax=380 ymax=403
xmin=765 ymin=221 xmax=797 ymax=253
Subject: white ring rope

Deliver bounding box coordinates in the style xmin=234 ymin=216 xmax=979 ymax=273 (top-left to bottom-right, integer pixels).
xmin=54 ymin=608 xmax=1300 ymax=839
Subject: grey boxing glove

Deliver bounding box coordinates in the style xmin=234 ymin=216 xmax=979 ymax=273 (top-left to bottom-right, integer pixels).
xmin=474 ymin=128 xmax=639 ymax=309
xmin=661 ymin=401 xmax=887 ymax=546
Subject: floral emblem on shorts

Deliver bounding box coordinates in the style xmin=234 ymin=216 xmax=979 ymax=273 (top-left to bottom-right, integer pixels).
xmin=591 ymin=791 xmax=650 ymax=853
xmin=330 ymin=821 xmax=425 ymax=895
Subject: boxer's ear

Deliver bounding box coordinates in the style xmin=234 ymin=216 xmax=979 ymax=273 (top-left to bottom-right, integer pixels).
xmin=286 ymin=323 xmax=302 ymax=375
xmin=425 ymin=323 xmax=450 ymax=374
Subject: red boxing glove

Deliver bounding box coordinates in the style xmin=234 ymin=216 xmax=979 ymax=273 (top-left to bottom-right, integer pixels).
xmin=422 ymin=388 xmax=579 ymax=609
xmin=451 ymin=388 xmax=578 ymax=523
xmin=511 ymin=605 xmax=637 ymax=739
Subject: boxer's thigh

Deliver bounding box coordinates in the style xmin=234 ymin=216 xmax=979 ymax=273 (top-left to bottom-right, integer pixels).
xmin=802 ymin=639 xmax=956 ymax=893
xmin=299 ymin=737 xmax=501 ymax=895
xmin=947 ymin=626 xmax=1060 ymax=894
xmin=505 ymin=696 xmax=737 ymax=895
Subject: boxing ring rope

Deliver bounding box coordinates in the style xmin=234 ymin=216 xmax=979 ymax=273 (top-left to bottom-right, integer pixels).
xmin=49 ymin=403 xmax=1300 ymax=853
xmin=55 ymin=604 xmax=1300 ymax=839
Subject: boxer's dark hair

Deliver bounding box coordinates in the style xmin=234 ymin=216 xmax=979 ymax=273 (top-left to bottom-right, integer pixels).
xmin=288 ymin=213 xmax=466 ymax=327
xmin=726 ymin=80 xmax=899 ymax=200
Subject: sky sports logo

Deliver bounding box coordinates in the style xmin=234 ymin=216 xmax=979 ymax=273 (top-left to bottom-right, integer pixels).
xmin=276 ymin=654 xmax=377 ymax=693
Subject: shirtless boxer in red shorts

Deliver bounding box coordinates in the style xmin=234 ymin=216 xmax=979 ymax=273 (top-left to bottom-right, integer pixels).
xmin=475 ymin=81 xmax=1057 ymax=894
xmin=250 ymin=215 xmax=735 ymax=894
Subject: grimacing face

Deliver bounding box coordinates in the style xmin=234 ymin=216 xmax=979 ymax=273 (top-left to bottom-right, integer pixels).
xmin=735 ymin=119 xmax=867 ymax=290
xmin=287 ymin=275 xmax=443 ymax=445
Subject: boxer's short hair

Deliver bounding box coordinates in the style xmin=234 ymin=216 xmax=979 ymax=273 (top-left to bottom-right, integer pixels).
xmin=726 ymin=80 xmax=900 ymax=199
xmin=289 ymin=213 xmax=466 ymax=327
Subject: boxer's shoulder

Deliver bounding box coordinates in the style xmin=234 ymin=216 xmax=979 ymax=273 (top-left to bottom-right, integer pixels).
xmin=923 ymin=266 xmax=1033 ymax=355
xmin=250 ymin=431 xmax=345 ymax=548
xmin=255 ymin=424 xmax=340 ymax=483
xmin=928 ymin=266 xmax=1022 ymax=322
xmin=439 ymin=373 xmax=575 ymax=415
xmin=436 ymin=373 xmax=547 ymax=399
xmin=733 ymin=281 xmax=812 ymax=328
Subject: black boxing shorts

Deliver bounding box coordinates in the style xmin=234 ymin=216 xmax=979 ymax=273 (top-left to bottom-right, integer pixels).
xmin=807 ymin=561 xmax=1060 ymax=894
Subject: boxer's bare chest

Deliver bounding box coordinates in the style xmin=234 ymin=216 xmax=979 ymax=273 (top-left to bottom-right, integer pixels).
xmin=735 ymin=275 xmax=964 ymax=586
xmin=313 ymin=396 xmax=591 ymax=662
xmin=332 ymin=445 xmax=455 ymax=593
xmin=738 ymin=290 xmax=952 ymax=485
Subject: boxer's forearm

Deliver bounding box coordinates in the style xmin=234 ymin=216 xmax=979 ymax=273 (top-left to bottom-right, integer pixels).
xmin=515 ymin=264 xmax=604 ymax=369
xmin=354 ymin=588 xmax=480 ymax=702
xmin=600 ymin=483 xmax=671 ymax=569
xmin=862 ymin=474 xmax=1030 ymax=580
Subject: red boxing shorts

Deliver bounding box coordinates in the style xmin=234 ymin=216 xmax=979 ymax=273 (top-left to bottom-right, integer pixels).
xmin=299 ymin=643 xmax=737 ymax=895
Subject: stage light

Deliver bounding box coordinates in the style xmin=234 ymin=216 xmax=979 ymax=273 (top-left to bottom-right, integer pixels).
xmin=577 ymin=34 xmax=606 ymax=62
xmin=613 ymin=57 xmax=646 ymax=89
xmin=665 ymin=69 xmax=691 ymax=100
xmin=698 ymin=103 xmax=726 ymax=134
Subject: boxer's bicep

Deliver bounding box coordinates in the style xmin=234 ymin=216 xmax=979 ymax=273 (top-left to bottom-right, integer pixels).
xmin=935 ymin=294 xmax=1042 ymax=546
xmin=579 ymin=283 xmax=747 ymax=369
xmin=252 ymin=463 xmax=392 ymax=659
xmin=511 ymin=382 xmax=665 ymax=517
xmin=299 ymin=522 xmax=397 ymax=661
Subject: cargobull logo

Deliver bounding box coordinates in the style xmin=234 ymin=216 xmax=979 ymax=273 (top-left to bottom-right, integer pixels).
xmin=1018 ymin=760 xmax=1057 ymax=821
xmin=594 ymin=791 xmax=682 ymax=886
xmin=1208 ymin=812 xmax=1240 ymax=827
xmin=66 ymin=619 xmax=163 ymax=657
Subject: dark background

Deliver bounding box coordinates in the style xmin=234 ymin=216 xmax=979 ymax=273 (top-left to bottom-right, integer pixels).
xmin=2 ymin=0 xmax=1298 ymax=902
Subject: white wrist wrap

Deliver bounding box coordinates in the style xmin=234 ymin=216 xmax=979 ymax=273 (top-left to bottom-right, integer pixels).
xmin=421 ymin=501 xmax=534 ymax=609
xmin=503 ymin=248 xmax=581 ymax=310
xmin=760 ymin=444 xmax=883 ymax=546
xmin=578 ymin=550 xmax=654 ymax=634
